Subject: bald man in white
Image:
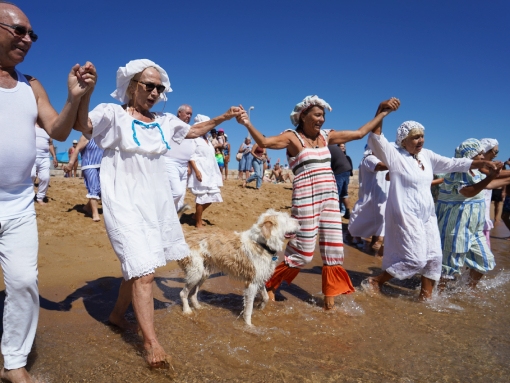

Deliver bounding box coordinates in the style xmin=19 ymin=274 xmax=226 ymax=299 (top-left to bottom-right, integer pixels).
xmin=163 ymin=104 xmax=195 ymax=213
xmin=0 ymin=2 xmax=96 ymax=381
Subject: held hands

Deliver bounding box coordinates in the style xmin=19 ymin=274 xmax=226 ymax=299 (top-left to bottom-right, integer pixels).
xmin=235 ymin=105 xmax=250 ymax=126
xmin=379 ymin=97 xmax=400 ymax=115
xmin=224 ymin=106 xmax=243 ymax=121
xmin=68 ymin=62 xmax=97 ymax=100
xmin=487 ymin=161 xmax=504 ymax=177
xmin=196 ymin=170 xmax=203 ymax=182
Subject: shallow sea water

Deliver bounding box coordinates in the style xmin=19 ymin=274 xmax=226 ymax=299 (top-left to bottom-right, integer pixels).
xmin=7 ymin=224 xmax=510 ymax=382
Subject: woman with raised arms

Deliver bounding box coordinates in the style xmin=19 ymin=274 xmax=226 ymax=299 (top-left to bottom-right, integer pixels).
xmin=236 ymin=95 xmax=400 ymax=310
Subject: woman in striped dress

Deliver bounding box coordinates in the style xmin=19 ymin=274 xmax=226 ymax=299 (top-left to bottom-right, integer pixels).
xmin=236 ymin=95 xmax=400 ymax=309
xmin=437 ymin=139 xmax=506 ymax=289
xmin=65 ymin=134 xmax=104 ymax=221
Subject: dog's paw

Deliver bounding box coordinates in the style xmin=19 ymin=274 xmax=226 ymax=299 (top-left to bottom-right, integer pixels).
xmin=182 ymin=308 xmax=193 ymax=315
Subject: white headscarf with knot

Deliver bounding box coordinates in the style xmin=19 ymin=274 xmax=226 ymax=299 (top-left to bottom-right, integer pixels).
xmin=396 ymin=121 xmax=425 ymax=148
xmin=110 ymin=59 xmax=172 ymax=104
xmin=194 ymin=114 xmax=210 ymax=124
xmin=479 ymin=138 xmax=498 ymax=153
xmin=290 ymin=95 xmax=332 ymax=126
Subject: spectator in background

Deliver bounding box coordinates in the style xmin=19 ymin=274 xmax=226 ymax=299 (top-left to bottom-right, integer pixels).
xmin=329 ymin=143 xmax=352 ymax=220
xmin=222 ymin=132 xmax=231 ymax=180
xmin=31 ymin=124 xmax=58 ymax=204
xmin=237 ymin=137 xmax=253 ymax=181
xmin=67 ymin=140 xmax=79 ymax=177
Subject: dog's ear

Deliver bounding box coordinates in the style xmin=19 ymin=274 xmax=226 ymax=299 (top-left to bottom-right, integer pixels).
xmin=260 ymin=220 xmax=274 ymax=239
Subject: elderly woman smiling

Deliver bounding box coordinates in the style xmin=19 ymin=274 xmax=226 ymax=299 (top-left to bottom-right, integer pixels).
xmin=74 ymin=59 xmax=241 ymax=368
xmin=366 ymin=121 xmax=498 ymax=300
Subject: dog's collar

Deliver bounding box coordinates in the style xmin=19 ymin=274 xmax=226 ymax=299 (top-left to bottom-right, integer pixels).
xmin=256 ymin=241 xmax=278 ymax=257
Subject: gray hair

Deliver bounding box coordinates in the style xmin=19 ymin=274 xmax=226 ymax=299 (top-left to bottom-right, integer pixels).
xmin=177 ymin=104 xmax=192 ymax=113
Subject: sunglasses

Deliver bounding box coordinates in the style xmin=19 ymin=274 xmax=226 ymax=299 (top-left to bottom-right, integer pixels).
xmin=0 ymin=22 xmax=38 ymax=42
xmin=492 ymin=149 xmax=499 ymax=155
xmin=133 ymin=80 xmax=165 ymax=94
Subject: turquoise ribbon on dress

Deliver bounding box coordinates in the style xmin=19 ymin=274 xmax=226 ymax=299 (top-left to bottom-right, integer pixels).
xmin=131 ymin=120 xmax=171 ymax=150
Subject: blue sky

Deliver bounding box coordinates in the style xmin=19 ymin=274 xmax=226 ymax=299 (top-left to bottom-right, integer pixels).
xmin=15 ymin=0 xmax=510 ymax=166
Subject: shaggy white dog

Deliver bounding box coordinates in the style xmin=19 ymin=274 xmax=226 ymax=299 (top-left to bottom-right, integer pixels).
xmin=178 ymin=209 xmax=299 ymax=326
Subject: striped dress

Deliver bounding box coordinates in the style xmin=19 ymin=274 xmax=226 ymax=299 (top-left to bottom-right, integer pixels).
xmin=436 ymin=170 xmax=495 ymax=276
xmin=81 ymin=138 xmax=104 ymax=199
xmin=266 ymin=129 xmax=354 ymax=297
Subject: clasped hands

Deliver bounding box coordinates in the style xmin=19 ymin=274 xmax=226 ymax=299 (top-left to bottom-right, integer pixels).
xmin=68 ymin=61 xmax=97 ymax=100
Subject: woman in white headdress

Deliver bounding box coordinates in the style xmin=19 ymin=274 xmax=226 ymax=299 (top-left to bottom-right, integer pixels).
xmin=188 ymin=114 xmax=224 ymax=228
xmin=366 ymin=122 xmax=498 ymax=299
xmin=74 ymin=59 xmax=241 ymax=367
xmin=347 ymin=143 xmax=389 ymax=253
xmin=236 ymin=95 xmax=400 ymax=310
xmin=478 ymin=138 xmax=510 ymax=247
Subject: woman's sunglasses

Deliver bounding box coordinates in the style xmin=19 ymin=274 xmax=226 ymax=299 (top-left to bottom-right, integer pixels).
xmin=133 ymin=80 xmax=166 ymax=94
xmin=0 ymin=22 xmax=38 ymax=42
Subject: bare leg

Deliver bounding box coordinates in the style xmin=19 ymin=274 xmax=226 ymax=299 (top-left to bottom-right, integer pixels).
xmin=494 ymin=201 xmax=501 ymax=222
xmin=468 ymin=269 xmax=484 ymax=289
xmin=132 ymin=274 xmax=171 ymax=368
xmin=90 ymin=199 xmax=100 ymax=221
xmin=195 ymin=203 xmax=211 ymax=228
xmin=109 ymin=279 xmax=138 ymax=332
xmin=266 ymin=288 xmax=276 ymax=301
xmin=0 ymin=367 xmax=33 ymax=383
xmin=224 ymin=162 xmax=229 ymax=180
xmin=419 ymin=276 xmax=435 ymax=301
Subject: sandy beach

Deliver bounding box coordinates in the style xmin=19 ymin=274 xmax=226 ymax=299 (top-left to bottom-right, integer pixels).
xmin=1 ymin=176 xmax=509 ymax=382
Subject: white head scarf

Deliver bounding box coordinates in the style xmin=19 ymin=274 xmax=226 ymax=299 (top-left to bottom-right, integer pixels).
xmin=194 ymin=114 xmax=210 ymax=124
xmin=290 ymin=95 xmax=332 ymax=127
xmin=110 ymin=59 xmax=172 ymax=104
xmin=479 ymin=138 xmax=498 ymax=153
xmin=396 ymin=121 xmax=425 ymax=148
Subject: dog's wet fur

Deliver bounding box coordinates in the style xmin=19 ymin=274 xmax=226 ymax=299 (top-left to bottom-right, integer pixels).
xmin=178 ymin=209 xmax=300 ymax=325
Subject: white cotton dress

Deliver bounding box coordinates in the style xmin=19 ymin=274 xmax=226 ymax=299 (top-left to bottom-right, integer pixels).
xmin=187 ymin=137 xmax=223 ymax=204
xmin=90 ymin=103 xmax=191 ymax=280
xmin=368 ymin=133 xmax=472 ymax=281
xmin=348 ymin=153 xmax=389 ymax=238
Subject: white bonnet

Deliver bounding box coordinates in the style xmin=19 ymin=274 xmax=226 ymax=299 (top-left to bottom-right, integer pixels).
xmin=396 ymin=121 xmax=425 ymax=148
xmin=479 ymin=138 xmax=498 ymax=153
xmin=110 ymin=59 xmax=172 ymax=104
xmin=290 ymin=95 xmax=332 ymax=127
xmin=194 ymin=114 xmax=210 ymax=124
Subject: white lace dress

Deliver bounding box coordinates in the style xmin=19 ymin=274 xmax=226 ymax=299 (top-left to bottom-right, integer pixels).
xmin=90 ymin=103 xmax=191 ymax=280
xmin=187 ymin=137 xmax=223 ymax=204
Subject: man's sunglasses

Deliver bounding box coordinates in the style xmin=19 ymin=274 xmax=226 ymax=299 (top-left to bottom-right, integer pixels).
xmin=133 ymin=80 xmax=166 ymax=94
xmin=0 ymin=22 xmax=38 ymax=42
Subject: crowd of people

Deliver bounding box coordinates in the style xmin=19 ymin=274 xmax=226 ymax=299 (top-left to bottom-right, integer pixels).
xmin=1 ymin=3 xmax=510 ymax=382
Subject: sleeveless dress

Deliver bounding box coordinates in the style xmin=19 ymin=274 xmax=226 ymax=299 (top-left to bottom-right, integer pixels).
xmin=266 ymin=129 xmax=354 ymax=297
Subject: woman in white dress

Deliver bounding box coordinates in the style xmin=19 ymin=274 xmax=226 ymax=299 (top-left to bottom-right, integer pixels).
xmin=348 ymin=144 xmax=389 ymax=253
xmin=74 ymin=59 xmax=241 ymax=367
xmin=366 ymin=121 xmax=497 ymax=300
xmin=188 ymin=114 xmax=224 ymax=228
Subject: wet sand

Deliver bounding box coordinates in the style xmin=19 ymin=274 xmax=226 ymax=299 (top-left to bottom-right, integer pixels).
xmin=1 ymin=177 xmax=509 ymax=382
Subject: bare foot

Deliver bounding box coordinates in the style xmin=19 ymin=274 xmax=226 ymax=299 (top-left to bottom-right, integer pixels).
xmin=242 ymin=181 xmax=246 ymax=188
xmin=323 ymin=296 xmax=335 ymax=310
xmin=144 ymin=344 xmax=173 ymax=370
xmin=267 ymin=288 xmax=276 ymax=302
xmin=108 ymin=313 xmax=139 ymax=333
xmin=36 ymin=199 xmax=47 ymax=205
xmin=92 ymin=214 xmax=101 ymax=222
xmin=0 ymin=367 xmax=33 ymax=383
xmin=363 ymin=277 xmax=382 ymax=295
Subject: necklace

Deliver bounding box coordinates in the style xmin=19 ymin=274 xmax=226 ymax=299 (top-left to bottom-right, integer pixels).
xmin=413 ymin=154 xmax=424 ymax=170
xmin=299 ymin=131 xmax=320 ymax=148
